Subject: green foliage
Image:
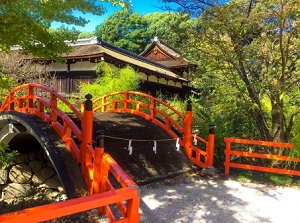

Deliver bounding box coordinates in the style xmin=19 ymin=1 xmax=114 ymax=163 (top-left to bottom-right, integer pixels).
xmin=95 ymin=10 xmax=148 ymax=53
xmin=233 ymin=170 xmax=300 ymax=187
xmin=143 ymin=12 xmax=194 ymax=50
xmin=0 ymin=71 xmax=16 ymax=103
xmin=0 ymin=142 xmax=19 ymax=170
xmin=78 ymin=32 xmax=95 ymax=39
xmin=156 ymin=94 xmax=186 ymax=127
xmin=170 ymin=0 xmax=300 ymax=147
xmin=49 ymin=26 xmax=81 ymax=41
xmin=0 ymin=0 xmax=131 ymax=59
xmin=288 ymin=116 xmax=300 ymax=168
xmin=95 ymin=10 xmax=194 ymax=53
xmin=79 ymin=62 xmax=141 ymax=99
xmin=57 ymin=96 xmax=80 ymax=113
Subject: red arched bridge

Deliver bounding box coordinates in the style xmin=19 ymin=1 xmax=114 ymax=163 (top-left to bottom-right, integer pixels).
xmin=0 ymin=83 xmax=215 ymax=222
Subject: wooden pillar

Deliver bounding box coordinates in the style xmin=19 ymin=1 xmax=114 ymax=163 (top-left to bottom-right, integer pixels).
xmin=80 ymin=94 xmax=93 ymax=178
xmin=183 ymin=100 xmax=192 ymax=157
xmin=207 ymin=123 xmax=215 ymax=167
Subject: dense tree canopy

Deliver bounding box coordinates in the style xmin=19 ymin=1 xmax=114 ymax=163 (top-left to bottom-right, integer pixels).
xmin=143 ymin=12 xmax=193 ymax=50
xmin=162 ymin=0 xmax=225 ymax=16
xmin=176 ymin=0 xmax=300 ymax=145
xmin=95 ymin=10 xmax=148 ymax=53
xmin=95 ymin=11 xmax=194 ymax=53
xmin=0 ymin=0 xmax=130 ymax=59
xmin=78 ymin=31 xmax=96 ymax=39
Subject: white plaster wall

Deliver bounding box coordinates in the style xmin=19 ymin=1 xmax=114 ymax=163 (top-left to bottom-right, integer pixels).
xmin=168 ymin=80 xmax=176 ymax=87
xmin=70 ymin=61 xmax=95 ymax=71
xmin=159 ymin=78 xmax=168 ymax=85
xmin=138 ymin=72 xmax=147 ymax=81
xmin=147 ymin=75 xmax=159 ymax=83
xmin=49 ymin=63 xmax=68 ymax=72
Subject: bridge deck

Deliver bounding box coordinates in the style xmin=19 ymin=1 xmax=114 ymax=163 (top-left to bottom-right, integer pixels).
xmin=92 ymin=112 xmax=196 ymax=185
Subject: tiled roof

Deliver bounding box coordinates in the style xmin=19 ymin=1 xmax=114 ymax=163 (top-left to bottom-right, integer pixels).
xmin=11 ymin=38 xmax=189 ymax=82
xmin=62 ymin=38 xmax=188 ymax=82
xmin=139 ymin=38 xmax=189 ymax=65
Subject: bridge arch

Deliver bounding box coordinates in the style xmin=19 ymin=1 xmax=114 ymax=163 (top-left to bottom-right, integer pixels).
xmin=0 ymin=111 xmax=86 ymax=198
xmin=93 ymin=91 xmax=213 ymax=169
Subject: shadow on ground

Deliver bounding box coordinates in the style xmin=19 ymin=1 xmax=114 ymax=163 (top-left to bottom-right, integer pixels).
xmin=139 ymin=175 xmax=289 ymax=223
xmin=93 ymin=113 xmax=196 ymax=185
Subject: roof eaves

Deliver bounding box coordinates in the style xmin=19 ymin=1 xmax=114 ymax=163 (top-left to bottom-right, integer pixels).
xmin=98 ymin=39 xmax=175 ymax=72
xmin=97 ymin=40 xmax=188 ymax=82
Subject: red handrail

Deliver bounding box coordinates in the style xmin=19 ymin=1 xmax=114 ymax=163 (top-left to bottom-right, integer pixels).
xmin=0 ymin=83 xmax=82 ymax=162
xmin=224 ymin=137 xmax=298 ymax=176
xmin=0 ymin=84 xmax=141 ymax=222
xmin=93 ymin=91 xmax=212 ymax=168
xmin=0 ymin=187 xmax=139 ymax=223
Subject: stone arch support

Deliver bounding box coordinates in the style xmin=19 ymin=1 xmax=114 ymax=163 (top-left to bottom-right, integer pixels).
xmin=0 ymin=111 xmax=86 ymax=199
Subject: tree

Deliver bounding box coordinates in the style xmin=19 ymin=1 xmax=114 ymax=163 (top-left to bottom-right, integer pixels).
xmin=176 ymin=0 xmax=300 ymax=144
xmin=0 ymin=0 xmax=130 ymax=59
xmin=49 ymin=25 xmax=81 ymax=42
xmin=95 ymin=10 xmax=149 ymax=53
xmin=79 ymin=62 xmax=141 ymax=98
xmin=0 ymin=52 xmax=53 ymax=86
xmin=143 ymin=12 xmax=194 ymax=50
xmin=95 ymin=10 xmax=194 ymax=53
xmin=78 ymin=32 xmax=95 ymax=39
xmin=162 ymin=0 xmax=224 ymax=16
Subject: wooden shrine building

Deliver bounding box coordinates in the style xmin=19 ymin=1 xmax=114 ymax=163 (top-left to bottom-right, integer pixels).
xmin=140 ymin=36 xmax=195 ymax=83
xmin=12 ymin=37 xmax=195 ymax=97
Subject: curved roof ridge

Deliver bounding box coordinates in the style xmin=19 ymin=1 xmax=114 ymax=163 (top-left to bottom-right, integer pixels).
xmin=97 ymin=39 xmax=172 ymax=71
xmin=158 ymin=39 xmax=182 ymax=55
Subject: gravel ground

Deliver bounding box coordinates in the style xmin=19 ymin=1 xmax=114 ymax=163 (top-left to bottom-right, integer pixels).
xmin=139 ymin=174 xmax=300 ymax=223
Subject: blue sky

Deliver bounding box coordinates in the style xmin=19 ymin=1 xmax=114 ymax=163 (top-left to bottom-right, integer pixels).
xmin=51 ymin=0 xmax=177 ymax=32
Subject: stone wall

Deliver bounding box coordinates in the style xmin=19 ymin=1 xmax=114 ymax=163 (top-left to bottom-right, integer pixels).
xmin=0 ymin=147 xmax=66 ymax=211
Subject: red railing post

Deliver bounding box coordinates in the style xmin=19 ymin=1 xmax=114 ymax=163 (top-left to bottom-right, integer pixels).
xmin=183 ymin=100 xmax=192 ymax=157
xmin=17 ymin=98 xmax=24 ymax=110
xmin=80 ymin=94 xmax=93 ymax=178
xmin=150 ymin=98 xmax=156 ymax=120
xmin=207 ymin=123 xmax=215 ymax=167
xmin=93 ymin=130 xmax=105 ymax=195
xmin=8 ymin=91 xmax=15 ymax=110
xmin=101 ymin=97 xmax=106 ymax=112
xmin=49 ymin=93 xmax=58 ymax=123
xmin=93 ymin=130 xmax=106 ymax=215
xmin=224 ymin=138 xmax=231 ymax=175
xmin=27 ymin=85 xmax=34 ymax=109
xmin=124 ymin=92 xmax=129 ymax=111
xmin=125 ymin=196 xmax=141 ymax=222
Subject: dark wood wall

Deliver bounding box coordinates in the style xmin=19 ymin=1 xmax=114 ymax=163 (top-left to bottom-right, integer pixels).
xmin=53 ymin=70 xmax=190 ymax=99
xmin=53 ymin=71 xmax=97 ymax=95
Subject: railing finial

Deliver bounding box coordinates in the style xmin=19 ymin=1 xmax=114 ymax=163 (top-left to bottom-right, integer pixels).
xmin=186 ymin=99 xmax=192 ymax=111
xmin=84 ymin=94 xmax=93 ymax=111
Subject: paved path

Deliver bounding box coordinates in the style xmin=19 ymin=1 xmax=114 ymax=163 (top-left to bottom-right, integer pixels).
xmin=139 ymin=174 xmax=300 ymax=223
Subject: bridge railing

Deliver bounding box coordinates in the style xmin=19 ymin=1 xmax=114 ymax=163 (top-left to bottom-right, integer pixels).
xmin=0 ymin=84 xmax=140 ymax=222
xmin=224 ymin=138 xmax=300 ymax=176
xmin=80 ymin=97 xmax=141 ymax=221
xmin=0 ymin=187 xmax=139 ymax=223
xmin=0 ymin=83 xmax=82 ymax=162
xmin=93 ymin=91 xmax=184 ymax=137
xmin=0 ymin=129 xmax=140 ymax=223
xmin=93 ymin=91 xmax=213 ymax=168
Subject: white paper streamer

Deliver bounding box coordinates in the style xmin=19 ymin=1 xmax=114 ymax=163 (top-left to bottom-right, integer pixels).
xmin=128 ymin=140 xmax=133 ymax=155
xmin=176 ymin=138 xmax=180 ymax=151
xmin=153 ymin=141 xmax=157 ymax=154
xmin=193 ymin=134 xmax=197 ymax=145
